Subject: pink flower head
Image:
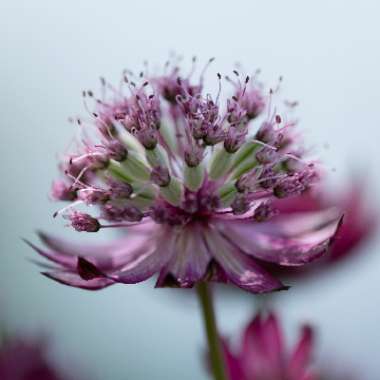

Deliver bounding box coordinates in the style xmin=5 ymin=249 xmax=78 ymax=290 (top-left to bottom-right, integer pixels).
xmin=0 ymin=337 xmax=69 ymax=380
xmin=27 ymin=59 xmax=342 ymax=293
xmin=223 ymin=312 xmax=317 ymax=380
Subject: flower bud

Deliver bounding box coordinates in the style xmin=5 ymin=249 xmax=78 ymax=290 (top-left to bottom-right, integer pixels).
xmin=51 ymin=180 xmax=76 ymax=201
xmin=106 ymin=140 xmax=128 ymax=162
xmin=231 ymin=194 xmax=250 ymax=215
xmin=69 ymin=212 xmax=100 ymax=232
xmin=150 ymin=166 xmax=171 ymax=187
xmin=253 ymin=202 xmax=277 ymax=222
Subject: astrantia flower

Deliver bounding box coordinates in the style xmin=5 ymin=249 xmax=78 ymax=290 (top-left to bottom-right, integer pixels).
xmin=223 ymin=312 xmax=318 ymax=380
xmin=27 ymin=59 xmax=341 ymax=293
xmin=0 ymin=336 xmax=69 ymax=380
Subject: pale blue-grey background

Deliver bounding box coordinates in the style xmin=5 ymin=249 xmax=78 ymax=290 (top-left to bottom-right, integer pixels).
xmin=1 ymin=1 xmax=380 ymax=379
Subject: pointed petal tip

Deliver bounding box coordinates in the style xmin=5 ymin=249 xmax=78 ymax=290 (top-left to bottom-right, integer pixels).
xmin=328 ymin=214 xmax=345 ymax=247
xmin=260 ymin=283 xmax=290 ymax=294
xmin=22 ymin=238 xmax=42 ymax=253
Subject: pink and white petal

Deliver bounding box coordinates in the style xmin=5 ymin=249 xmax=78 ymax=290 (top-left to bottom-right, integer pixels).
xmin=164 ymin=225 xmax=212 ymax=287
xmin=217 ymin=209 xmax=342 ymax=266
xmin=288 ymin=325 xmax=314 ymax=379
xmin=110 ymin=230 xmax=175 ymax=284
xmin=42 ymin=270 xmax=114 ymax=290
xmin=37 ymin=229 xmax=156 ymax=270
xmin=204 ymin=228 xmax=286 ymax=293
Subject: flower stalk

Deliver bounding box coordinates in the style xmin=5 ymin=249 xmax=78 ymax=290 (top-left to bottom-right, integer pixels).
xmin=196 ymin=282 xmax=229 ymax=380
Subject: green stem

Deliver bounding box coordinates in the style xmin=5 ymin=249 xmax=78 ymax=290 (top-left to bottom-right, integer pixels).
xmin=196 ymin=282 xmax=229 ymax=380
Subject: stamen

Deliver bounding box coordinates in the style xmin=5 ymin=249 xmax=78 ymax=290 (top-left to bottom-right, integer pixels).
xmin=53 ymin=200 xmax=84 ymax=218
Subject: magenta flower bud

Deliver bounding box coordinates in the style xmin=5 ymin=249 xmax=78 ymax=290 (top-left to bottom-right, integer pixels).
xmin=203 ymin=125 xmax=225 ymax=146
xmin=86 ymin=151 xmax=110 ymax=170
xmin=137 ymin=129 xmax=158 ymax=150
xmin=156 ymin=73 xmax=201 ymax=103
xmin=235 ymin=167 xmax=261 ymax=192
xmin=51 ymin=180 xmax=76 ymax=201
xmin=253 ymin=202 xmax=277 ymax=222
xmin=238 ymin=88 xmax=265 ymax=120
xmin=123 ymin=206 xmax=144 ymax=222
xmin=258 ymin=166 xmax=278 ymax=189
xmin=101 ymin=203 xmax=126 ymax=222
xmin=274 ymin=167 xmax=317 ymax=198
xmin=106 ymin=140 xmax=128 ymax=162
xmin=224 ymin=128 xmax=247 ymax=153
xmin=68 ymin=211 xmax=100 ymax=232
xmin=231 ymin=194 xmax=250 ymax=215
xmin=150 ymin=166 xmax=171 ymax=187
xmin=255 ymin=121 xmax=277 ymax=144
xmin=184 ymin=148 xmax=203 ymax=167
xmin=255 ymin=146 xmax=278 ymax=164
xmin=274 ymin=177 xmax=305 ymax=198
xmin=107 ymin=180 xmax=133 ymax=199
xmin=77 ymin=188 xmax=109 ymax=204
xmin=190 ymin=121 xmax=207 ymax=140
xmin=226 ymin=99 xmax=246 ymax=125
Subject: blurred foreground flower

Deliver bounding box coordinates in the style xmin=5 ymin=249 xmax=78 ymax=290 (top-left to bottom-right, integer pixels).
xmin=27 ymin=58 xmax=341 ymax=294
xmin=0 ymin=336 xmax=70 ymax=380
xmin=224 ymin=312 xmax=317 ymax=380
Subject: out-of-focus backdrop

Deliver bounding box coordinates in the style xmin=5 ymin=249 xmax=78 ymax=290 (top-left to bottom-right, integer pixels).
xmin=1 ymin=1 xmax=379 ymax=379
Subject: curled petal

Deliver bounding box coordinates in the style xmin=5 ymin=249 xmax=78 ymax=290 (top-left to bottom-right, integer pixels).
xmin=24 ymin=239 xmax=77 ymax=269
xmin=204 ymin=228 xmax=286 ymax=293
xmin=110 ymin=230 xmax=175 ymax=284
xmin=218 ymin=209 xmax=342 ymax=266
xmin=35 ymin=229 xmax=155 ymax=271
xmin=159 ymin=225 xmax=212 ymax=287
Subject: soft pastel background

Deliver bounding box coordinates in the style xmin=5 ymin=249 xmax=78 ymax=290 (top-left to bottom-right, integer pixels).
xmin=1 ymin=1 xmax=379 ymax=379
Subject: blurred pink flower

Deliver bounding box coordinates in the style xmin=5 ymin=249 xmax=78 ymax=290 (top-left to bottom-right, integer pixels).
xmin=223 ymin=312 xmax=317 ymax=380
xmin=27 ymin=59 xmax=341 ymax=294
xmin=270 ymin=180 xmax=377 ymax=276
xmin=0 ymin=337 xmax=70 ymax=380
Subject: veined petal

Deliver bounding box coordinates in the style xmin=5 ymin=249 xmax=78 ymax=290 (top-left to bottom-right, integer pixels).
xmin=217 ymin=209 xmax=342 ymax=266
xmin=110 ymin=229 xmax=175 ymax=284
xmin=162 ymin=224 xmax=212 ymax=287
xmin=204 ymin=228 xmax=286 ymax=293
xmin=36 ymin=228 xmax=156 ymax=271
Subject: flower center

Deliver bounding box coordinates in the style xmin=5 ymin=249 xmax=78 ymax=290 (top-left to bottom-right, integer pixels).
xmin=150 ymin=188 xmax=220 ymax=226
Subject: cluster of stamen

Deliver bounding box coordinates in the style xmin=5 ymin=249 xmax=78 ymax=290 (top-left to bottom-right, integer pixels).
xmin=51 ymin=58 xmax=318 ymax=232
